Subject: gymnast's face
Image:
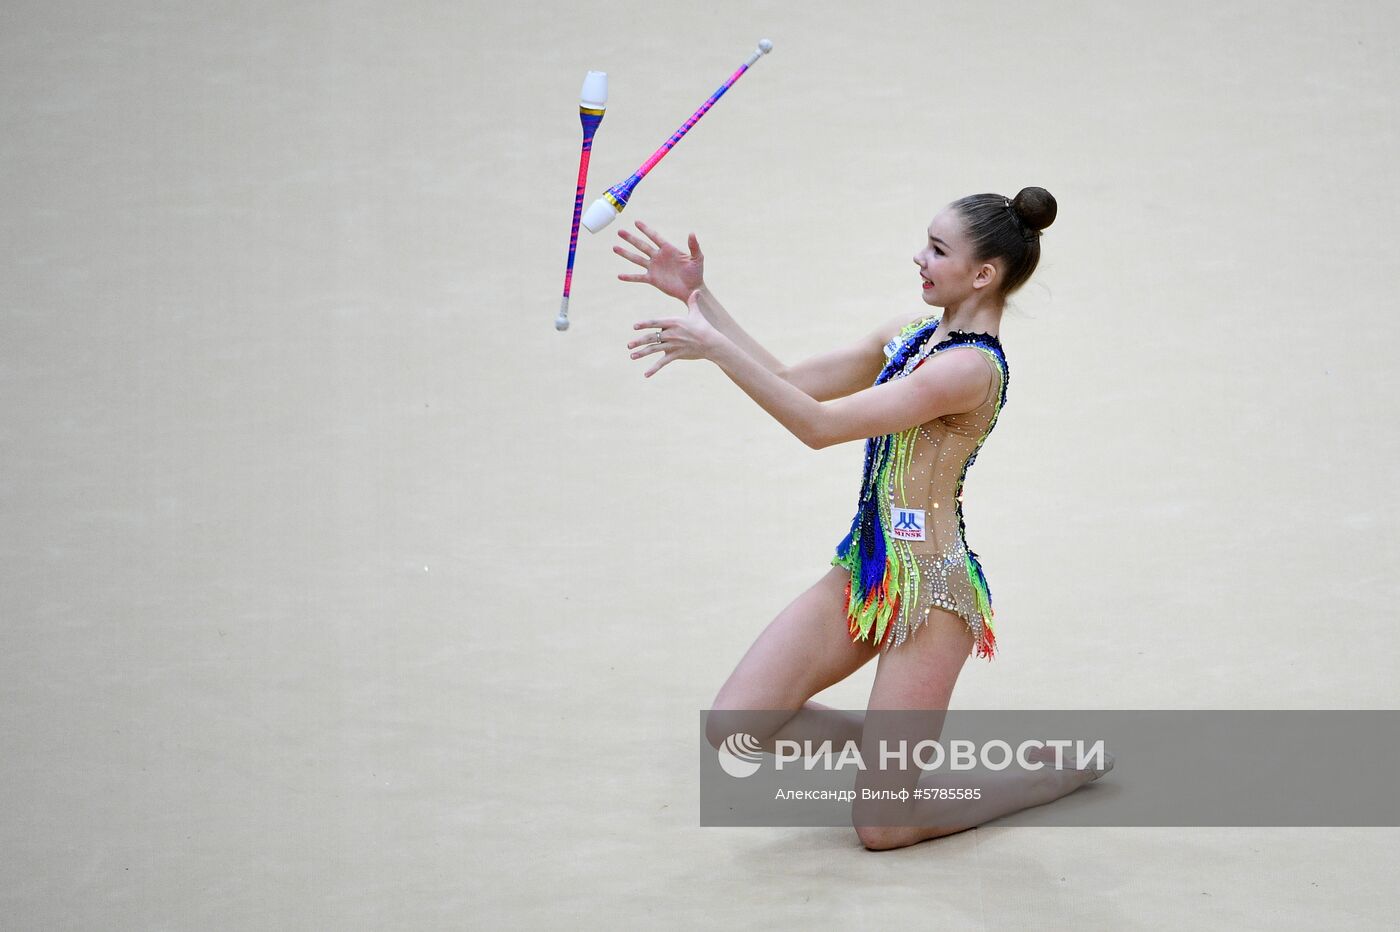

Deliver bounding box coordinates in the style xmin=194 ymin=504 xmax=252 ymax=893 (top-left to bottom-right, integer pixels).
xmin=913 ymin=208 xmax=998 ymax=307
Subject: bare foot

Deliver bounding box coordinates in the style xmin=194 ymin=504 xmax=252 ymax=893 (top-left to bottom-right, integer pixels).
xmin=1024 ymin=744 xmax=1115 ymax=799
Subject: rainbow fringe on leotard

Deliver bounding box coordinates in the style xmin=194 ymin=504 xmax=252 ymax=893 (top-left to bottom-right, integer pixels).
xmin=963 ymin=550 xmax=997 ymax=659
xmin=831 ymin=320 xmax=1008 ymax=660
xmin=832 ymin=421 xmax=924 ymax=650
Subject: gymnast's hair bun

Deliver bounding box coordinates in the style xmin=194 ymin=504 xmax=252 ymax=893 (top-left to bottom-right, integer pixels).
xmin=1010 ymin=187 xmax=1057 ymax=233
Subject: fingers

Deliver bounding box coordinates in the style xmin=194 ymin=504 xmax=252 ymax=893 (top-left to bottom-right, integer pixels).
xmin=612 ymin=244 xmax=650 ymax=268
xmin=625 ymin=331 xmax=664 ymax=349
xmin=626 ymin=318 xmax=680 ymax=376
xmin=617 ymin=273 xmax=647 ymax=283
xmin=688 ymin=232 xmax=703 ymax=259
xmin=617 ymin=229 xmax=656 ymax=257
xmin=644 ymin=352 xmax=675 ymax=378
xmin=634 ymin=219 xmax=673 ymax=252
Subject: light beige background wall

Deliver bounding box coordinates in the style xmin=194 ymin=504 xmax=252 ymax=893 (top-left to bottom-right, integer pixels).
xmin=2 ymin=0 xmax=1396 ymax=928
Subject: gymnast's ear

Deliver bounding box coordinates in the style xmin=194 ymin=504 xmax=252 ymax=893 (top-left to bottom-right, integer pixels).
xmin=971 ymin=259 xmax=1002 ymax=292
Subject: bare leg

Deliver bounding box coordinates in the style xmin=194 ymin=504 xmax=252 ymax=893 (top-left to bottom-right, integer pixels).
xmin=759 ymin=700 xmax=865 ymax=755
xmin=860 ymin=748 xmax=1114 ymax=850
xmin=850 ymin=608 xmax=1111 ymax=851
xmin=924 ymin=746 xmax=1113 ymax=832
xmin=706 ymin=567 xmax=878 ymax=754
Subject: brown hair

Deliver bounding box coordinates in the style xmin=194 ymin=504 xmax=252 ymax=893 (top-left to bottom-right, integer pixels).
xmin=950 ymin=187 xmax=1057 ymax=296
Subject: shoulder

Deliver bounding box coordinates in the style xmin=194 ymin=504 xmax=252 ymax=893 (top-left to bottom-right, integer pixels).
xmin=869 ymin=312 xmax=935 ymax=357
xmin=862 ymin=312 xmax=920 ymax=360
xmin=870 ymin=312 xmax=924 ymax=340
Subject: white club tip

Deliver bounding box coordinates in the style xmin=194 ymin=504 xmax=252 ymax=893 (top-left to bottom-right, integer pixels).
xmin=555 ymin=316 xmax=570 ymax=331
xmin=757 ymin=39 xmax=773 ymax=54
xmin=581 ymin=196 xmax=619 ymax=233
xmin=580 ymin=70 xmax=608 ymax=109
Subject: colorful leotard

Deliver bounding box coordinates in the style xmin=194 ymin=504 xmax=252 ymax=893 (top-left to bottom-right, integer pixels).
xmin=831 ymin=316 xmax=1009 ymax=659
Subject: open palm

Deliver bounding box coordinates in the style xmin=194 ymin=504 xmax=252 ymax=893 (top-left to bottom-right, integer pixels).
xmin=613 ymin=220 xmax=705 ymax=303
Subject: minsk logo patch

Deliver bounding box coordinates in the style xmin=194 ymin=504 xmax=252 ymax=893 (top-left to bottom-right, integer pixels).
xmin=891 ymin=507 xmax=926 ymax=541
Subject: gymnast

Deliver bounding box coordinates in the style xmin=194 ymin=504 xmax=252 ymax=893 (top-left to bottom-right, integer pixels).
xmin=614 ymin=189 xmax=1111 ymax=849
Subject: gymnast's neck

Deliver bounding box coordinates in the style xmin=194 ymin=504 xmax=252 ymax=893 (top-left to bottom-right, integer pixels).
xmin=930 ymin=291 xmax=1003 ymax=338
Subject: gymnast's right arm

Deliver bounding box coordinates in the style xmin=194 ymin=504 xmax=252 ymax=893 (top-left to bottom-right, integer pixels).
xmin=615 ymin=220 xmax=899 ymax=401
xmin=775 ymin=312 xmax=909 ymax=402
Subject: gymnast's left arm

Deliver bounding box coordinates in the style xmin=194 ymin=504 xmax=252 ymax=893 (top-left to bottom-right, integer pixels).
xmin=629 ymin=291 xmax=989 ymax=449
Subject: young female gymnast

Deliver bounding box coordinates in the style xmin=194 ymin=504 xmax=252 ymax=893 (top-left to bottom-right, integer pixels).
xmin=614 ymin=188 xmax=1111 ymax=850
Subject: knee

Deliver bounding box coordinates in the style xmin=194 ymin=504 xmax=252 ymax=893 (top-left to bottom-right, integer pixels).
xmin=855 ymin=824 xmax=912 ymax=851
xmin=705 ymin=695 xmax=741 ymax=752
xmin=705 ymin=692 xmax=775 ymax=752
xmin=704 ymin=716 xmax=729 ymax=752
xmin=706 ymin=686 xmax=802 ymax=751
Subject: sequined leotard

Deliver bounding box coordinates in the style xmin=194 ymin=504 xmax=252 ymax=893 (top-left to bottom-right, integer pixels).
xmin=831 ymin=316 xmax=1009 ymax=659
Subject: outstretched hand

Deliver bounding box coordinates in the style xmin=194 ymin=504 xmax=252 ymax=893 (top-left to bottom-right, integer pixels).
xmin=614 ymin=220 xmax=705 ymax=303
xmin=627 ymin=290 xmax=725 ymax=378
